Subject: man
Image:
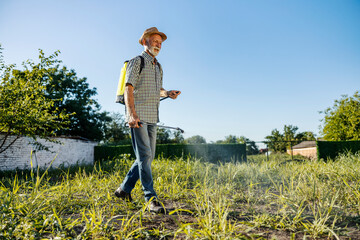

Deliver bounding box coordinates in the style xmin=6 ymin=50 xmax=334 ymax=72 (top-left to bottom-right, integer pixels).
xmin=114 ymin=27 xmax=181 ymax=213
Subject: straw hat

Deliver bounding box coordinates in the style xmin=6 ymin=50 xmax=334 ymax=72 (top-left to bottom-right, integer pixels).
xmin=139 ymin=27 xmax=167 ymax=45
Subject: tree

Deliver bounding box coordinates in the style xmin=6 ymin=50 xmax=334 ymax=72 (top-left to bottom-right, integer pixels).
xmin=295 ymin=131 xmax=316 ymax=141
xmin=222 ymin=135 xmax=237 ymax=144
xmin=103 ymin=112 xmax=130 ymax=145
xmin=216 ymin=135 xmax=259 ymax=155
xmin=157 ymin=128 xmax=172 ymax=144
xmin=156 ymin=127 xmax=184 ymax=144
xmin=172 ymin=130 xmax=185 ymax=144
xmin=0 ymin=47 xmax=70 ymax=153
xmin=185 ymin=135 xmax=206 ymax=144
xmin=0 ymin=47 xmax=111 ymax=154
xmin=44 ymin=62 xmax=111 ymax=141
xmin=320 ymin=91 xmax=360 ymax=140
xmin=265 ymin=125 xmax=316 ymax=153
xmin=265 ymin=129 xmax=287 ymax=152
xmin=237 ymin=136 xmax=260 ymax=155
xmin=283 ymin=125 xmax=298 ymax=142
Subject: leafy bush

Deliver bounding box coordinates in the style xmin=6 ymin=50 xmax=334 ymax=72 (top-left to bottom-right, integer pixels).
xmin=317 ymin=140 xmax=360 ymax=160
xmin=95 ymin=143 xmax=246 ymax=163
xmin=0 ymin=48 xmax=70 ymax=153
xmin=320 ymin=91 xmax=360 ymax=140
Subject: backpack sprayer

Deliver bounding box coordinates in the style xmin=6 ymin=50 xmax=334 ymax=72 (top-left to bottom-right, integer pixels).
xmin=116 ymin=56 xmax=183 ymax=133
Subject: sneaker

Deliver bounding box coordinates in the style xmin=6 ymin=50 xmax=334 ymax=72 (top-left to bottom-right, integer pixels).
xmin=114 ymin=187 xmax=132 ymax=202
xmin=148 ymin=200 xmax=165 ymax=213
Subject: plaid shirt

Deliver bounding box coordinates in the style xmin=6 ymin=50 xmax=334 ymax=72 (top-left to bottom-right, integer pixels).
xmin=125 ymin=51 xmax=163 ymax=124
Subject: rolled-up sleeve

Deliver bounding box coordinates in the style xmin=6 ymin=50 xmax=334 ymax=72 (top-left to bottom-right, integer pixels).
xmin=125 ymin=57 xmax=141 ymax=88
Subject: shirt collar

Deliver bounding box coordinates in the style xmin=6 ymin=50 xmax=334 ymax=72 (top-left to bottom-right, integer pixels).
xmin=142 ymin=51 xmax=157 ymax=64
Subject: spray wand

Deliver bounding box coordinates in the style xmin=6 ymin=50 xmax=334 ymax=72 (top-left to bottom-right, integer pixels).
xmin=126 ymin=122 xmax=184 ymax=133
xmin=155 ymin=123 xmax=184 ymax=133
xmin=126 ymin=91 xmax=183 ymax=132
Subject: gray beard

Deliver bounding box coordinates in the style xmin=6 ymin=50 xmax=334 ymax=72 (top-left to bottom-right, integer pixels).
xmin=145 ymin=45 xmax=160 ymax=57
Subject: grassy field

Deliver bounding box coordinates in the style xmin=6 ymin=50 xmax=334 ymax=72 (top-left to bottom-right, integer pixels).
xmin=1 ymin=153 xmax=360 ymax=239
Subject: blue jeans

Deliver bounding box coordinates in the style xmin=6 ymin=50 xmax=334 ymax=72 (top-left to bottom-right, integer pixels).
xmin=120 ymin=123 xmax=157 ymax=201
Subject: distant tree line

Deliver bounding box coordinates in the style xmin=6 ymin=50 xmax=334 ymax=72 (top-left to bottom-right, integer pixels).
xmin=215 ymin=135 xmax=259 ymax=155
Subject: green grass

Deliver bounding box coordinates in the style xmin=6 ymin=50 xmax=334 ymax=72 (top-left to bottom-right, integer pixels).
xmin=1 ymin=153 xmax=360 ymax=239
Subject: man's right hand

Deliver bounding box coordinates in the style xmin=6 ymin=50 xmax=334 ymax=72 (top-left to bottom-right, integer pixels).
xmin=128 ymin=114 xmax=142 ymax=128
xmin=125 ymin=84 xmax=142 ymax=128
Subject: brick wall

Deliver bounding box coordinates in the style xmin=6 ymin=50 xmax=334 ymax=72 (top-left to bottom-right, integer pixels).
xmin=0 ymin=135 xmax=98 ymax=171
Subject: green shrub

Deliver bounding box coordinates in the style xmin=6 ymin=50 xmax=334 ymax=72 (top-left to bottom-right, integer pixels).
xmin=94 ymin=145 xmax=134 ymax=161
xmin=94 ymin=143 xmax=246 ymax=163
xmin=317 ymin=140 xmax=360 ymax=160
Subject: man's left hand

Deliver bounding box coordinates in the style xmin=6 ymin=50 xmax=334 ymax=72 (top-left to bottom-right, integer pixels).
xmin=167 ymin=90 xmax=181 ymax=99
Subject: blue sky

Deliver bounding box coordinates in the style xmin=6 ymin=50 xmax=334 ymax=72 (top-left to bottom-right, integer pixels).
xmin=1 ymin=0 xmax=359 ymax=143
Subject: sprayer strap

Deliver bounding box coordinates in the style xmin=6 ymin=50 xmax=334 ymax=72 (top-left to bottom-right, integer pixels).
xmin=137 ymin=55 xmax=162 ymax=75
xmin=139 ymin=56 xmax=145 ymax=74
